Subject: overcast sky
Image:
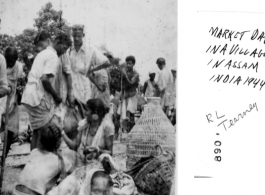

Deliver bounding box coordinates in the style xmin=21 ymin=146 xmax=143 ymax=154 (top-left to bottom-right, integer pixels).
xmin=0 ymin=0 xmax=177 ymax=83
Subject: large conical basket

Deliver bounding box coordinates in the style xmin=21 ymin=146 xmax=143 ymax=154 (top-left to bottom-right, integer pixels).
xmin=126 ymin=97 xmax=176 ymax=169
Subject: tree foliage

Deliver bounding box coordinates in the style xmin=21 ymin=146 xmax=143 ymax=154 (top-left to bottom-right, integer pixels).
xmin=34 ymin=2 xmax=71 ymax=38
xmin=15 ymin=28 xmax=38 ymax=60
xmin=98 ymin=44 xmax=123 ymax=92
xmin=0 ymin=2 xmax=71 ymax=63
xmin=0 ymin=34 xmax=15 ymax=55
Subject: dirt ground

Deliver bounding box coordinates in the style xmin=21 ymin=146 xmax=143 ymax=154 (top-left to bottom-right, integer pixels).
xmin=2 ymin=167 xmax=23 ymax=195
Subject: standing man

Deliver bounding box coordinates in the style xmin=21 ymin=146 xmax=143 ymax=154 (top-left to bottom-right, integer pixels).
xmin=21 ymin=31 xmax=72 ymax=150
xmin=33 ymin=30 xmax=75 ymax=106
xmin=0 ymin=47 xmax=24 ymax=157
xmin=143 ymin=71 xmax=158 ymax=98
xmin=0 ymin=54 xmax=9 ymax=98
xmin=68 ymin=24 xmax=111 ymax=106
xmin=118 ymin=56 xmax=140 ymax=132
xmin=156 ymin=58 xmax=174 ymax=117
xmin=0 ymin=51 xmax=11 ymax=146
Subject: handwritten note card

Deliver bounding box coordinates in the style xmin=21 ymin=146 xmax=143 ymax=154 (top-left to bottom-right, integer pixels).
xmin=179 ymin=3 xmax=265 ymax=194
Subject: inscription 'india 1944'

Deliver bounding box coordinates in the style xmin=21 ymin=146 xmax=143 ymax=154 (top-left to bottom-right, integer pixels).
xmin=209 ymin=74 xmax=265 ymax=90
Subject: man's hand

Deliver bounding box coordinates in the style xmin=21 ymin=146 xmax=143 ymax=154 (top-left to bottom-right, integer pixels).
xmin=97 ymin=84 xmax=106 ymax=92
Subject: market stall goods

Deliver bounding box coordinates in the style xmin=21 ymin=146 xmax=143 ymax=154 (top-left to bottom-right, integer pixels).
xmin=127 ymin=145 xmax=175 ymax=195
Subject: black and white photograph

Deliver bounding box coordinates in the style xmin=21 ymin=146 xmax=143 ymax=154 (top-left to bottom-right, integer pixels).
xmin=179 ymin=0 xmax=265 ymax=194
xmin=0 ymin=1 xmax=177 ymax=195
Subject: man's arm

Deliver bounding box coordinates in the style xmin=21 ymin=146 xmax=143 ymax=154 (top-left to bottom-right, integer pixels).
xmin=65 ymin=74 xmax=73 ymax=92
xmin=0 ymin=56 xmax=9 ymax=98
xmin=40 ymin=74 xmax=62 ymax=104
xmin=123 ymin=72 xmax=139 ymax=86
xmin=65 ymin=74 xmax=75 ymax=106
xmin=60 ymin=54 xmax=75 ymax=106
xmin=88 ymin=61 xmax=111 ymax=73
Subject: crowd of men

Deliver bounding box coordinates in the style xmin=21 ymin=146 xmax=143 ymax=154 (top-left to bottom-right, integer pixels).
xmin=0 ymin=24 xmax=176 ymax=157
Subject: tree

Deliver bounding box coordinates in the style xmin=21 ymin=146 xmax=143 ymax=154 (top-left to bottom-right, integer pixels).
xmin=0 ymin=34 xmax=15 ymax=55
xmin=15 ymin=28 xmax=38 ymax=61
xmin=34 ymin=2 xmax=71 ymax=38
xmin=0 ymin=2 xmax=71 ymax=63
xmin=98 ymin=44 xmax=123 ymax=92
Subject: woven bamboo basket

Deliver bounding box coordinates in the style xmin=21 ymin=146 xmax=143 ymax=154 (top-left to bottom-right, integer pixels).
xmin=126 ymin=97 xmax=176 ymax=169
xmin=132 ymin=145 xmax=175 ymax=195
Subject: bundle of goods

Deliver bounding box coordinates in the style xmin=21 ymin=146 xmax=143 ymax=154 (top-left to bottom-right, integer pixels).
xmin=126 ymin=97 xmax=176 ymax=169
xmin=126 ymin=145 xmax=175 ymax=195
xmin=111 ymin=172 xmax=138 ymax=195
xmin=63 ymin=99 xmax=86 ymax=140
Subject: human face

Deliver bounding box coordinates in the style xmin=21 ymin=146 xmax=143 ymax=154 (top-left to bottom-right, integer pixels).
xmin=85 ymin=107 xmax=93 ymax=123
xmin=149 ymin=73 xmax=156 ymax=81
xmin=54 ymin=43 xmax=69 ymax=57
xmin=72 ymin=31 xmax=84 ymax=46
xmin=35 ymin=40 xmax=49 ymax=53
xmin=86 ymin=107 xmax=100 ymax=126
xmin=157 ymin=63 xmax=164 ymax=70
xmin=126 ymin=61 xmax=134 ymax=71
xmin=91 ymin=177 xmax=113 ymax=195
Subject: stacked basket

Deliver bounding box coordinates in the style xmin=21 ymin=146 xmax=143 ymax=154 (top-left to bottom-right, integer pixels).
xmin=126 ymin=97 xmax=176 ymax=169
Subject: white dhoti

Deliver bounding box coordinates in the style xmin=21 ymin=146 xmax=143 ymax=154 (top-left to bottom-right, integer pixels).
xmin=117 ymin=95 xmax=138 ymax=120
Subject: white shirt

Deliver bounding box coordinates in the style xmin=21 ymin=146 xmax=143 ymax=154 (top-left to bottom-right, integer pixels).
xmin=157 ymin=67 xmax=174 ymax=96
xmin=22 ymin=46 xmax=58 ymax=108
xmin=145 ymin=79 xmax=156 ymax=97
xmin=68 ymin=44 xmax=108 ymax=104
xmin=0 ymin=60 xmax=24 ymax=113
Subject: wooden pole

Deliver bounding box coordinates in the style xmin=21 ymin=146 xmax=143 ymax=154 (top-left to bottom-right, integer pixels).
xmin=119 ymin=74 xmax=123 ymax=142
xmin=0 ymin=95 xmax=11 ymax=192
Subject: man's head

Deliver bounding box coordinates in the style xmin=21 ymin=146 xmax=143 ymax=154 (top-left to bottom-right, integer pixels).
xmin=125 ymin=55 xmax=136 ymax=71
xmin=91 ymin=171 xmax=113 ymax=195
xmin=40 ymin=125 xmax=62 ymax=152
xmin=72 ymin=24 xmax=85 ymax=46
xmin=156 ymin=57 xmax=166 ymax=70
xmin=104 ymin=53 xmax=114 ymax=64
xmin=149 ymin=71 xmax=156 ymax=81
xmin=53 ymin=33 xmax=72 ymax=56
xmin=4 ymin=47 xmax=18 ymax=68
xmin=34 ymin=30 xmax=52 ymax=53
